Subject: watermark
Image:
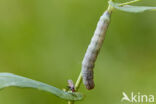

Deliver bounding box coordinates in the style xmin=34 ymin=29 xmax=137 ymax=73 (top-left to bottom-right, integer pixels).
xmin=121 ymin=92 xmax=155 ymax=103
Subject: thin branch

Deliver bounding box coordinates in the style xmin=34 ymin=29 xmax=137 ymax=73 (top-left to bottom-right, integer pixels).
xmin=119 ymin=0 xmax=141 ymax=6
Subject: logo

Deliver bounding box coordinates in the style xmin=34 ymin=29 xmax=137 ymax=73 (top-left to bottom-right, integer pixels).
xmin=121 ymin=92 xmax=154 ymax=103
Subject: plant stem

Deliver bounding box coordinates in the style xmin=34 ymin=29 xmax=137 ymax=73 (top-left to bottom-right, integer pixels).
xmin=119 ymin=0 xmax=141 ymax=6
xmin=68 ymin=72 xmax=82 ymax=104
xmin=68 ymin=101 xmax=74 ymax=104
xmin=75 ymin=72 xmax=82 ymax=91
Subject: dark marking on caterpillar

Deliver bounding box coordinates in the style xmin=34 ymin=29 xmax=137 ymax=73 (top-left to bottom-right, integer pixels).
xmin=82 ymin=11 xmax=111 ymax=90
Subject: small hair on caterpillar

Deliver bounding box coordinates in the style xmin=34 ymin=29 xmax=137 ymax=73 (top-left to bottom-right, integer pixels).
xmin=82 ymin=10 xmax=111 ymax=90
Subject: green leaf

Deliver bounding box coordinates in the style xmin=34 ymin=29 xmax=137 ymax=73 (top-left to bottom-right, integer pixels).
xmin=109 ymin=1 xmax=156 ymax=13
xmin=0 ymin=73 xmax=83 ymax=101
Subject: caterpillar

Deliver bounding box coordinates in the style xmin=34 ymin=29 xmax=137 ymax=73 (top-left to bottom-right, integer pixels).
xmin=82 ymin=10 xmax=111 ymax=90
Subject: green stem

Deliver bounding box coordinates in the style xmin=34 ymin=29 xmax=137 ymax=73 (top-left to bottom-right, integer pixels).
xmin=75 ymin=72 xmax=82 ymax=91
xmin=68 ymin=72 xmax=82 ymax=104
xmin=68 ymin=101 xmax=74 ymax=104
xmin=119 ymin=0 xmax=141 ymax=6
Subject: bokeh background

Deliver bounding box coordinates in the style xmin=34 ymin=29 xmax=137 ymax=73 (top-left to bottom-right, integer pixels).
xmin=0 ymin=0 xmax=156 ymax=104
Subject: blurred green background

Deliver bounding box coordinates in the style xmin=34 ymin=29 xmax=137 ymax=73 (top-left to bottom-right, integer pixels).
xmin=0 ymin=0 xmax=156 ymax=104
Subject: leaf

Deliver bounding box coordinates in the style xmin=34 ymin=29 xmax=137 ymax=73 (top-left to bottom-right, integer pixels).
xmin=109 ymin=1 xmax=156 ymax=13
xmin=0 ymin=73 xmax=83 ymax=101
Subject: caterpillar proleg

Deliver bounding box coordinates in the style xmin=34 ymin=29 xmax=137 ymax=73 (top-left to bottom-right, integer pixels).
xmin=82 ymin=10 xmax=111 ymax=90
